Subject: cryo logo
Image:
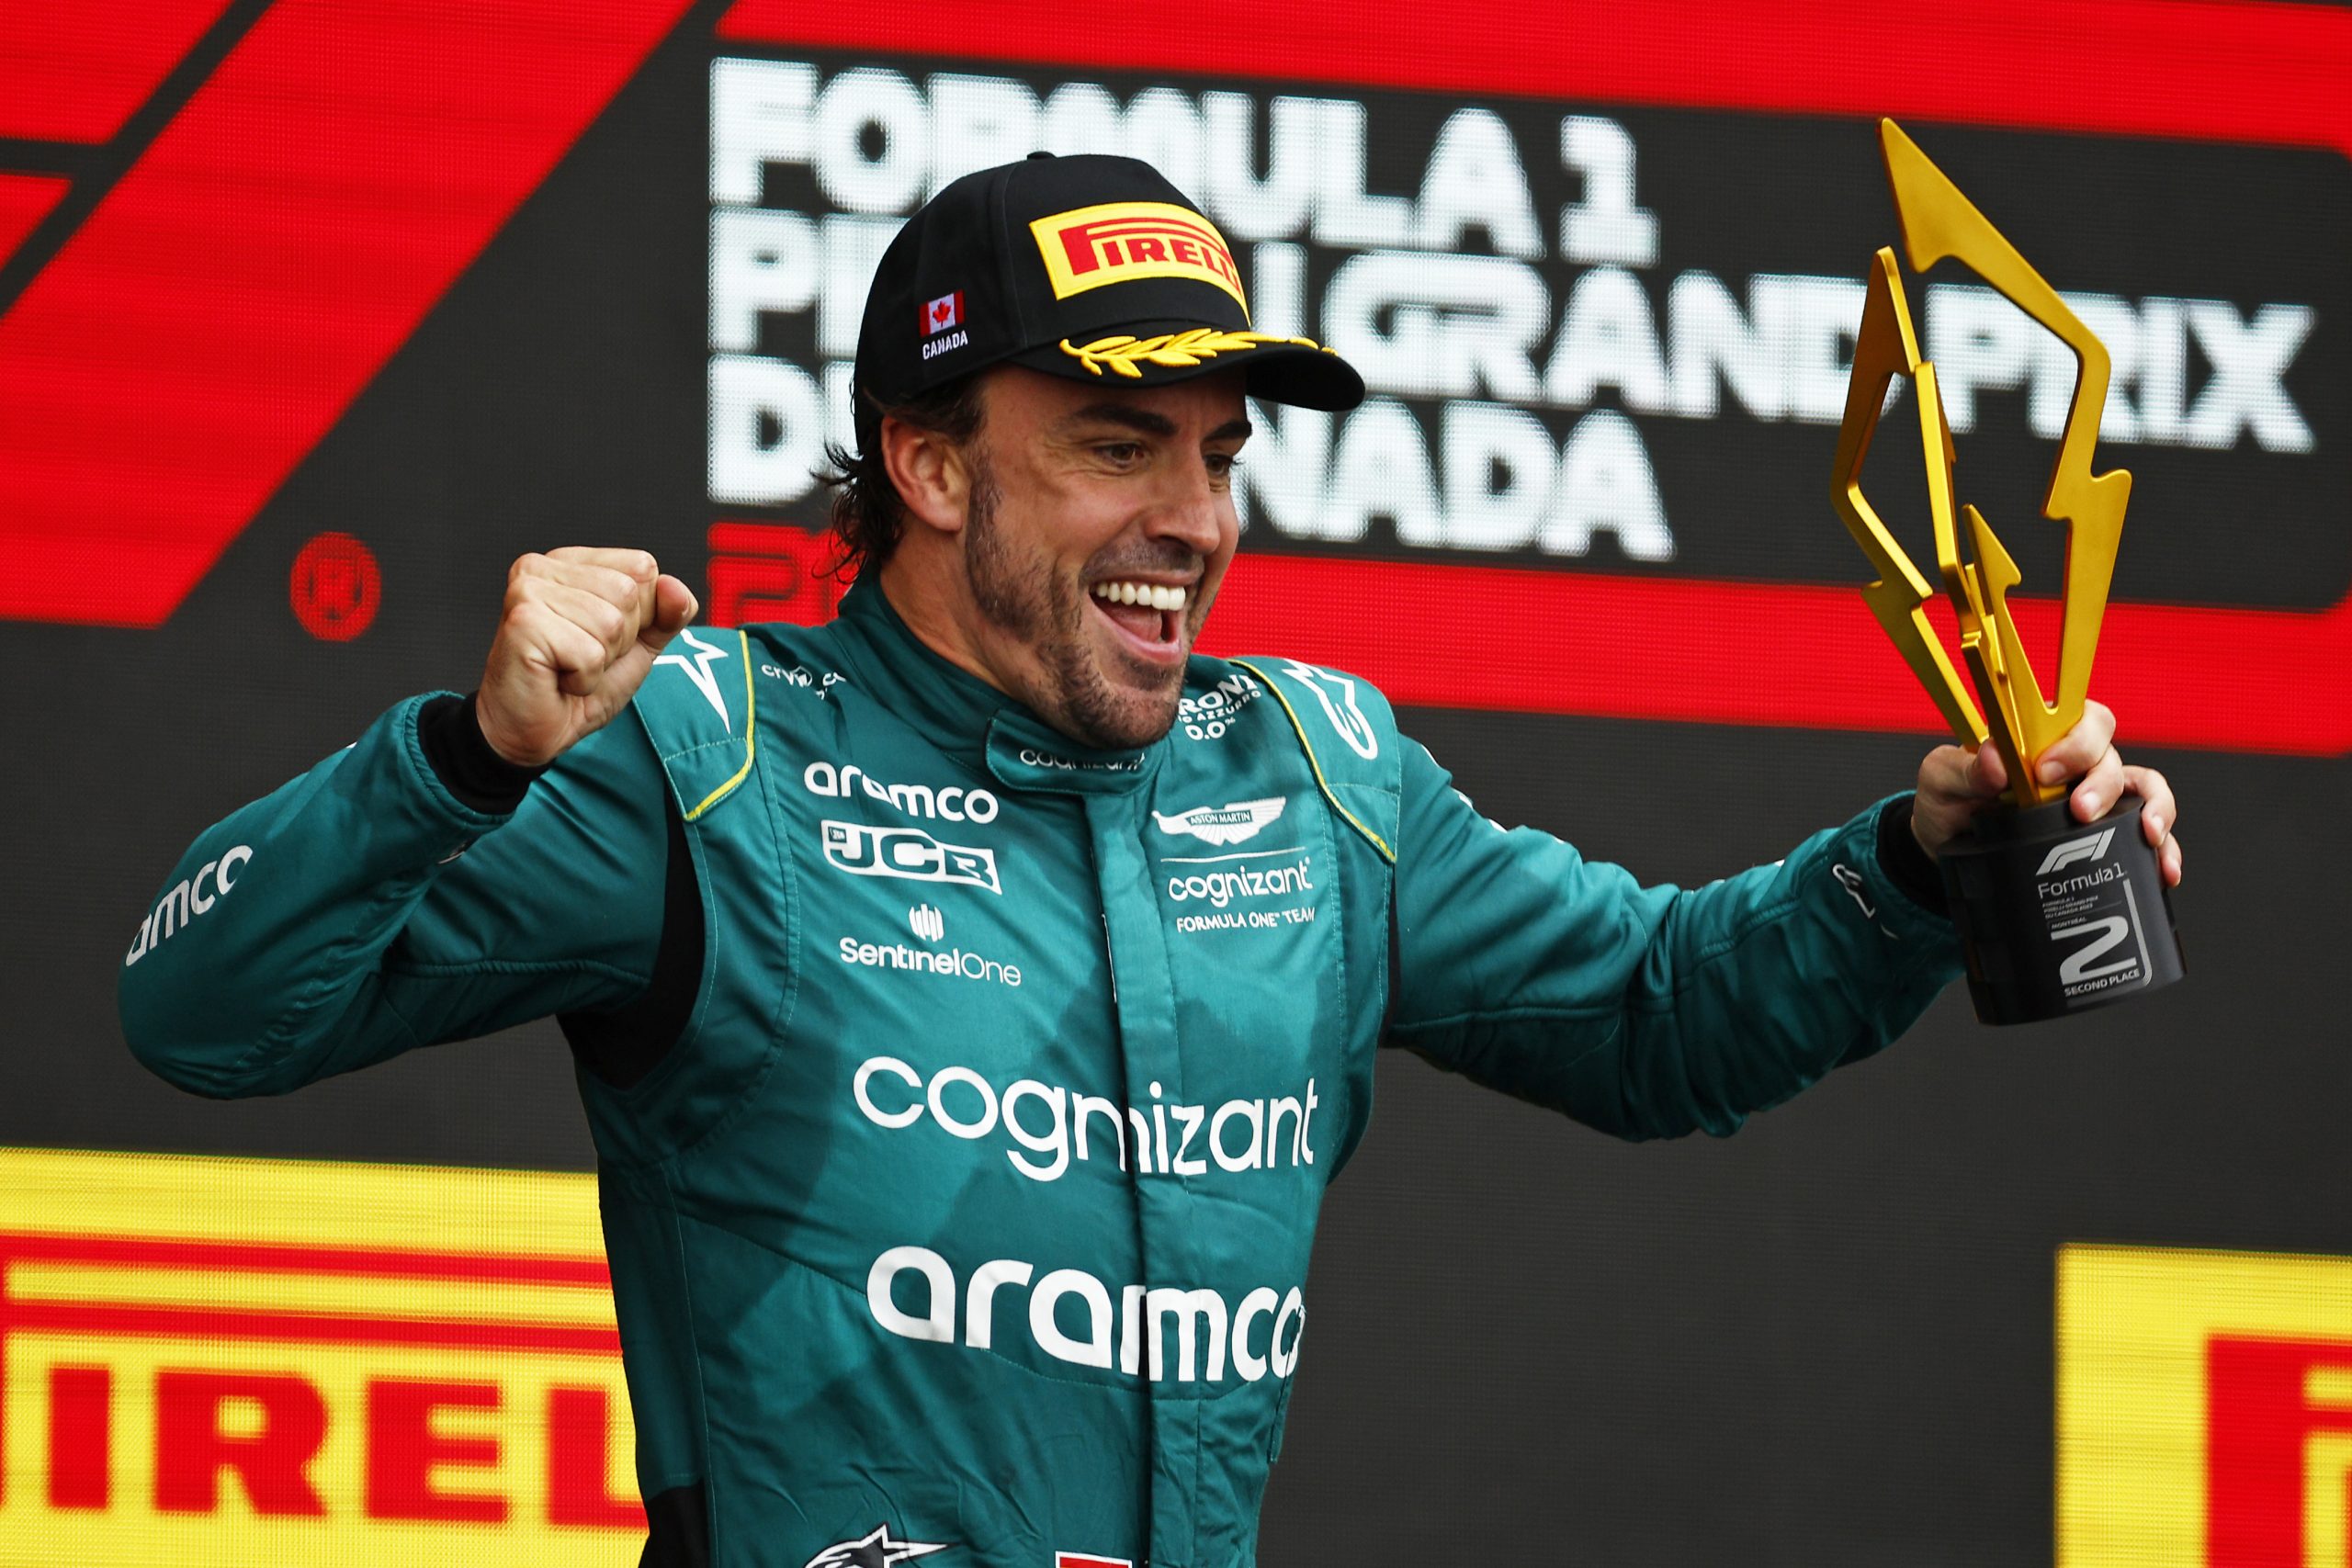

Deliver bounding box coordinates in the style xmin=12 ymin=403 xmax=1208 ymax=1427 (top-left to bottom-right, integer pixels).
xmin=821 ymin=821 xmax=1001 ymax=894
xmin=2037 ymin=827 xmax=2117 ymax=876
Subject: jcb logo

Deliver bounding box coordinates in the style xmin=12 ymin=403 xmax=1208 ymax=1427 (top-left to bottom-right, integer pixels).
xmin=2060 ymin=1245 xmax=2352 ymax=1566
xmin=820 ymin=820 xmax=1001 ymax=895
xmin=0 ymin=1148 xmax=642 ymax=1565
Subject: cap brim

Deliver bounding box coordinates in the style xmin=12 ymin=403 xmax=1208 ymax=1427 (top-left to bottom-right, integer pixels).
xmin=1006 ymin=320 xmax=1365 ymax=412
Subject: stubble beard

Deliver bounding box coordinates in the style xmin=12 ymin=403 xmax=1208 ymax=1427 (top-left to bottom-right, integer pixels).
xmin=962 ymin=451 xmax=1186 ymax=751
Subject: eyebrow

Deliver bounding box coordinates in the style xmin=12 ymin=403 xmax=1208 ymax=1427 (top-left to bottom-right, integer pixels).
xmin=1057 ymin=403 xmax=1253 ymax=446
xmin=1062 ymin=403 xmax=1177 ymax=438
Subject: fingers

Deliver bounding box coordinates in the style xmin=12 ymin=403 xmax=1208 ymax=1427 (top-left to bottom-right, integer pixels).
xmin=513 ymin=551 xmax=651 ymax=623
xmin=539 ymin=546 xmax=659 ymax=585
xmin=2068 ymin=743 xmax=2130 ymax=823
xmin=2123 ymin=763 xmax=2183 ymax=887
xmin=2031 ymin=696 xmax=2116 ymax=786
xmin=503 ymin=595 xmax=612 ymax=698
xmin=2126 ymin=764 xmax=2177 ymax=842
xmin=481 ymin=548 xmax=674 ymax=765
xmin=1909 ymin=741 xmax=1992 ymax=858
xmin=643 ymin=574 xmax=700 ymax=650
xmin=1968 ymin=739 xmax=2007 ymax=799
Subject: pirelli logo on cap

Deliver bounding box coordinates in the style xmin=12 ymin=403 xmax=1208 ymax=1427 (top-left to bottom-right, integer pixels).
xmin=1029 ymin=202 xmax=1250 ymax=313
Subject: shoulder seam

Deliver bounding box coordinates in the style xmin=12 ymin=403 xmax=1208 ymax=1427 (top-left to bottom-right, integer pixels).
xmin=683 ymin=629 xmax=758 ymax=822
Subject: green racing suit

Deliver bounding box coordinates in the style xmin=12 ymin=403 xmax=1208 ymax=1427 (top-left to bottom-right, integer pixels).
xmin=119 ymin=581 xmax=1964 ymax=1567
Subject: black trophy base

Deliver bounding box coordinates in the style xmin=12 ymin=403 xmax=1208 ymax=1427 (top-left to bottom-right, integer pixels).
xmin=1937 ymin=792 xmax=2184 ymax=1026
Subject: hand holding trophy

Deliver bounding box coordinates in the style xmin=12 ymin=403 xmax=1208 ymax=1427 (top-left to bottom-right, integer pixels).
xmin=1832 ymin=119 xmax=2185 ymax=1025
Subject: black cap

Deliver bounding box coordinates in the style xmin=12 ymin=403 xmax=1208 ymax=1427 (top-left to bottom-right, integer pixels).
xmin=854 ymin=152 xmax=1364 ymax=420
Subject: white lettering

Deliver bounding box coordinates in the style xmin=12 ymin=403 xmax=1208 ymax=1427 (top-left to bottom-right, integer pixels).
xmin=867 ymin=1246 xmax=955 ymax=1344
xmin=963 ymin=1258 xmax=1034 ymax=1351
xmin=1031 ymin=1269 xmax=1115 ymax=1370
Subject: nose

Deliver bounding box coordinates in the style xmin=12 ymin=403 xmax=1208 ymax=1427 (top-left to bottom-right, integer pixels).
xmin=1140 ymin=451 xmax=1235 ymax=562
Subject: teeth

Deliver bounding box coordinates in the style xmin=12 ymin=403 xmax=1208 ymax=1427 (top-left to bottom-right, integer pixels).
xmin=1091 ymin=581 xmax=1187 ymax=613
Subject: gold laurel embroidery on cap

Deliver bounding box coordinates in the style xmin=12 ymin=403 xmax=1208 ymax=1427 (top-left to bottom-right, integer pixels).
xmin=1058 ymin=328 xmax=1331 ymax=378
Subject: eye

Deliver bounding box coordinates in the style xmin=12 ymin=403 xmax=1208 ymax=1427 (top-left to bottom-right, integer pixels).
xmin=1095 ymin=441 xmax=1146 ymax=466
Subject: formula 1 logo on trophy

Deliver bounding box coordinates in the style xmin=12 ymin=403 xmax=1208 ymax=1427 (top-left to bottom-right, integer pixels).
xmin=1831 ymin=119 xmax=2185 ymax=1025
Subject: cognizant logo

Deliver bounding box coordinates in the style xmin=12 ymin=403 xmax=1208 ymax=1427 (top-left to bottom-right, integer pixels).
xmin=124 ymin=846 xmax=252 ymax=966
xmin=865 ymin=1245 xmax=1306 ymax=1385
xmin=852 ymin=1056 xmax=1319 ymax=1183
xmin=1165 ymin=857 xmax=1314 ymax=908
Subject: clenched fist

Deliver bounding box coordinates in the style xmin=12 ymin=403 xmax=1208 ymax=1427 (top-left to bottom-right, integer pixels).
xmin=477 ymin=547 xmax=700 ymax=767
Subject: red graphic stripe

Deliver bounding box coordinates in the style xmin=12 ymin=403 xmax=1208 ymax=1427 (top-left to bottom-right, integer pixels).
xmin=720 ymin=0 xmax=2352 ymax=153
xmin=0 ymin=1299 xmax=622 ymax=1354
xmin=0 ymin=1 xmax=232 ymax=143
xmin=1200 ymin=558 xmax=2350 ymax=756
xmin=0 ymin=1232 xmax=611 ymax=1286
xmin=0 ymin=0 xmax=696 ymax=628
xmin=725 ymin=0 xmax=2352 ymax=755
xmin=0 ymin=175 xmax=68 ymax=270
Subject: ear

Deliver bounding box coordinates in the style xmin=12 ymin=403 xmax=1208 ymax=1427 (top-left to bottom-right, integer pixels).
xmin=879 ymin=413 xmax=972 ymax=538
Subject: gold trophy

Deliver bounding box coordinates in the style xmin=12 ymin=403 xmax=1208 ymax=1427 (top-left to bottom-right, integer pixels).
xmin=1831 ymin=119 xmax=2183 ymax=1024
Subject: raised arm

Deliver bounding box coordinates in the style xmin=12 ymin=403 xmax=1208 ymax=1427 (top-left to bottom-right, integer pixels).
xmin=119 ymin=547 xmax=697 ymax=1097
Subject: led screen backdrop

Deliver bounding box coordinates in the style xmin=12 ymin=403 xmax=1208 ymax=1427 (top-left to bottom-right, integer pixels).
xmin=1 ymin=1 xmax=2346 ymax=1562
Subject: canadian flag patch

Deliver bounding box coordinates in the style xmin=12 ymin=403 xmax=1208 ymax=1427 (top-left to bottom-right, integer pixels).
xmin=1055 ymin=1555 xmax=1133 ymax=1568
xmin=922 ymin=291 xmax=964 ymax=334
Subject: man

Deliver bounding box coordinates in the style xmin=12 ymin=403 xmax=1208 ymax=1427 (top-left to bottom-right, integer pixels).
xmin=120 ymin=153 xmax=2180 ymax=1568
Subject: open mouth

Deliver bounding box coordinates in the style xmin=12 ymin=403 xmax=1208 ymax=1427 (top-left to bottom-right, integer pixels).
xmin=1088 ymin=579 xmax=1189 ymax=661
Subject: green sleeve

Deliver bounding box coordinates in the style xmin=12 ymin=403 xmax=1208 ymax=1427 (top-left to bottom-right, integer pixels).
xmin=118 ymin=694 xmax=670 ymax=1098
xmin=1385 ymin=739 xmax=1964 ymax=1140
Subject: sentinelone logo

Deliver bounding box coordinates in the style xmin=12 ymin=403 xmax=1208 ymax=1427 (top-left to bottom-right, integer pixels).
xmin=2059 ymin=1245 xmax=2352 ymax=1567
xmin=0 ymin=1148 xmax=642 ymax=1566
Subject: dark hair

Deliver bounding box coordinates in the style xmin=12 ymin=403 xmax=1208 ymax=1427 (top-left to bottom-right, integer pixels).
xmin=816 ymin=376 xmax=988 ymax=579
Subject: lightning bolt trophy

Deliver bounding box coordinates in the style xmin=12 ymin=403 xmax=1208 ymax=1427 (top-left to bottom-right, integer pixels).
xmin=1830 ymin=119 xmax=2184 ymax=1024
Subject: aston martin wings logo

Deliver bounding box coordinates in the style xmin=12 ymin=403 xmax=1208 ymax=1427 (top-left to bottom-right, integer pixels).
xmin=1151 ymin=796 xmax=1288 ymax=846
xmin=803 ymin=1523 xmax=952 ymax=1568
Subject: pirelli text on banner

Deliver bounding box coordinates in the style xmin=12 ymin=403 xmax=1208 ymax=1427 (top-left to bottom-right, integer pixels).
xmin=0 ymin=1149 xmax=641 ymax=1567
xmin=2059 ymin=1244 xmax=2352 ymax=1568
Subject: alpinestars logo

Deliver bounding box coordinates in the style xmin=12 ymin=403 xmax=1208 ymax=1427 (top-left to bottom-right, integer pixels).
xmin=654 ymin=627 xmax=735 ymax=729
xmin=2037 ymin=828 xmax=2117 ymax=876
xmin=803 ymin=1524 xmax=950 ymax=1568
xmin=1278 ymin=661 xmax=1379 ymax=759
xmin=1152 ymin=797 xmax=1286 ymax=846
xmin=822 ymin=821 xmax=1001 ymax=894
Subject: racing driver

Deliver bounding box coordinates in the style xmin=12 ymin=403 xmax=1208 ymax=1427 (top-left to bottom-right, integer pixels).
xmin=119 ymin=153 xmax=2183 ymax=1568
